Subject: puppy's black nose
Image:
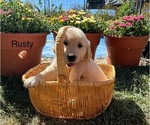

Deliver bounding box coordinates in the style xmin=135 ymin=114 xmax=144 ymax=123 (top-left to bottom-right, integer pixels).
xmin=67 ymin=54 xmax=76 ymax=62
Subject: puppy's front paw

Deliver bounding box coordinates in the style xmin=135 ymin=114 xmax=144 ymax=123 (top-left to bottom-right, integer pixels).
xmin=24 ymin=76 xmax=44 ymax=88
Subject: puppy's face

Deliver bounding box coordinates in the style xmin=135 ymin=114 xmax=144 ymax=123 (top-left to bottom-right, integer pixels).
xmin=63 ymin=27 xmax=91 ymax=67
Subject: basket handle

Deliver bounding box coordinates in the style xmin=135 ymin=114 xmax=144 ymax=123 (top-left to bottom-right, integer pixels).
xmin=55 ymin=26 xmax=70 ymax=83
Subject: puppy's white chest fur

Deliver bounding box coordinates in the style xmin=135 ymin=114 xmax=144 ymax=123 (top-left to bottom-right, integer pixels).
xmin=69 ymin=59 xmax=104 ymax=82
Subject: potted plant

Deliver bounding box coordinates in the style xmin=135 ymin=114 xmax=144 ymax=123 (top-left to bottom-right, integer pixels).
xmin=103 ymin=15 xmax=149 ymax=66
xmin=0 ymin=0 xmax=51 ymax=76
xmin=48 ymin=9 xmax=106 ymax=59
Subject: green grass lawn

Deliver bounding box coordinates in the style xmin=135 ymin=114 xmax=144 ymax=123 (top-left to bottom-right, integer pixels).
xmin=0 ymin=65 xmax=149 ymax=125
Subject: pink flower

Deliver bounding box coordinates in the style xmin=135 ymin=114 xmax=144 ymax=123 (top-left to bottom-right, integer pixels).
xmin=122 ymin=15 xmax=145 ymax=22
xmin=127 ymin=22 xmax=133 ymax=26
xmin=118 ymin=23 xmax=127 ymax=27
xmin=138 ymin=15 xmax=144 ymax=20
xmin=133 ymin=16 xmax=140 ymax=21
xmin=109 ymin=26 xmax=115 ymax=29
xmin=86 ymin=14 xmax=91 ymax=18
xmin=122 ymin=16 xmax=134 ymax=22
xmin=58 ymin=15 xmax=68 ymax=21
xmin=122 ymin=16 xmax=128 ymax=20
xmin=0 ymin=9 xmax=3 ymax=14
xmin=0 ymin=9 xmax=11 ymax=15
xmin=62 ymin=16 xmax=68 ymax=21
xmin=122 ymin=16 xmax=129 ymax=20
xmin=114 ymin=20 xmax=119 ymax=25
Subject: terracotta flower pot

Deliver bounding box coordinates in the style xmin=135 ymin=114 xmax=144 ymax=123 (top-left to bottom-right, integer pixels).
xmin=1 ymin=33 xmax=48 ymax=76
xmin=85 ymin=33 xmax=102 ymax=59
xmin=53 ymin=32 xmax=102 ymax=59
xmin=104 ymin=36 xmax=149 ymax=66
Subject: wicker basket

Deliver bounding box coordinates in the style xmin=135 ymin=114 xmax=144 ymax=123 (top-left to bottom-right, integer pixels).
xmin=22 ymin=26 xmax=115 ymax=119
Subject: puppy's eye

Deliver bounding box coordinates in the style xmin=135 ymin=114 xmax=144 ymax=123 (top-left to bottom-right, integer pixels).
xmin=63 ymin=41 xmax=68 ymax=46
xmin=78 ymin=43 xmax=83 ymax=48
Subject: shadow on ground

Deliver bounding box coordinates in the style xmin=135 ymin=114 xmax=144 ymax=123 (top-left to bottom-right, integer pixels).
xmin=1 ymin=76 xmax=37 ymax=124
xmin=115 ymin=65 xmax=149 ymax=95
xmin=40 ymin=97 xmax=147 ymax=125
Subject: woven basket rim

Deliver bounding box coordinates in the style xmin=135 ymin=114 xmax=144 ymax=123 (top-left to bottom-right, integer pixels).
xmin=22 ymin=63 xmax=115 ymax=87
xmin=23 ymin=78 xmax=115 ymax=88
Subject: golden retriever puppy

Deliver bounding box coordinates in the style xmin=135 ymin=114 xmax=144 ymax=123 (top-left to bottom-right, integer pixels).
xmin=24 ymin=26 xmax=108 ymax=88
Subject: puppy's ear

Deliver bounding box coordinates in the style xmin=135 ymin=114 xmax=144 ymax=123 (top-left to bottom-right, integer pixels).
xmin=84 ymin=46 xmax=92 ymax=60
xmin=84 ymin=47 xmax=92 ymax=60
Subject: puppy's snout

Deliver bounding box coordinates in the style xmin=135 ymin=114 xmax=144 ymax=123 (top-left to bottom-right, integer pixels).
xmin=67 ymin=54 xmax=76 ymax=62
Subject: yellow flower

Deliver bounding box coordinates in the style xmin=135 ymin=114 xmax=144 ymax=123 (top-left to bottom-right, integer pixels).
xmin=27 ymin=17 xmax=32 ymax=21
xmin=78 ymin=10 xmax=86 ymax=15
xmin=90 ymin=16 xmax=95 ymax=20
xmin=88 ymin=18 xmax=96 ymax=23
xmin=75 ymin=21 xmax=81 ymax=24
xmin=59 ymin=15 xmax=63 ymax=18
xmin=82 ymin=18 xmax=88 ymax=22
xmin=27 ymin=9 xmax=32 ymax=12
xmin=0 ymin=0 xmax=3 ymax=3
xmin=69 ymin=14 xmax=77 ymax=18
xmin=21 ymin=17 xmax=25 ymax=21
xmin=17 ymin=1 xmax=21 ymax=5
xmin=81 ymin=20 xmax=85 ymax=23
xmin=59 ymin=19 xmax=64 ymax=22
xmin=51 ymin=16 xmax=57 ymax=20
xmin=20 ymin=3 xmax=24 ymax=6
xmin=76 ymin=17 xmax=80 ymax=20
xmin=70 ymin=20 xmax=74 ymax=23
xmin=69 ymin=10 xmax=76 ymax=13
